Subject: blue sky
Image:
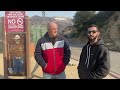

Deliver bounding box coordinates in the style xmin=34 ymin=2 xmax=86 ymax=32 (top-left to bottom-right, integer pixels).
xmin=0 ymin=11 xmax=76 ymax=18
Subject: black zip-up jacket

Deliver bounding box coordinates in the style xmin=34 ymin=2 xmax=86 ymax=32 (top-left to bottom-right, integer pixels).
xmin=78 ymin=39 xmax=110 ymax=79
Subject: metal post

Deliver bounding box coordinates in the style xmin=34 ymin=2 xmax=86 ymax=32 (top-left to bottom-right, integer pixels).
xmin=42 ymin=11 xmax=46 ymax=27
xmin=3 ymin=17 xmax=8 ymax=79
xmin=25 ymin=16 xmax=31 ymax=79
xmin=31 ymin=11 xmax=46 ymax=79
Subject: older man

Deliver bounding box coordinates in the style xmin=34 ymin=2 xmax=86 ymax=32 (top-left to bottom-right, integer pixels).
xmin=34 ymin=22 xmax=71 ymax=79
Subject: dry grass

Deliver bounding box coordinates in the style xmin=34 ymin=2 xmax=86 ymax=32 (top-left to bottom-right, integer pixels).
xmin=30 ymin=57 xmax=79 ymax=79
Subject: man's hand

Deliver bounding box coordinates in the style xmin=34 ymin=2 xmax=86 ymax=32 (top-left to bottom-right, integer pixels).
xmin=77 ymin=66 xmax=79 ymax=69
xmin=44 ymin=63 xmax=47 ymax=69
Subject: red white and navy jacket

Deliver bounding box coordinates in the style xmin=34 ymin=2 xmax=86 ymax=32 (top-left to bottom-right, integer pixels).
xmin=34 ymin=32 xmax=71 ymax=75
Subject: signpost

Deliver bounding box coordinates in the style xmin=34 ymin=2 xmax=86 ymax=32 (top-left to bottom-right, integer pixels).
xmin=3 ymin=11 xmax=30 ymax=79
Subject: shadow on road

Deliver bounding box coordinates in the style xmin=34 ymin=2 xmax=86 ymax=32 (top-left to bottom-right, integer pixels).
xmin=109 ymin=71 xmax=120 ymax=79
xmin=69 ymin=41 xmax=84 ymax=48
xmin=30 ymin=75 xmax=43 ymax=79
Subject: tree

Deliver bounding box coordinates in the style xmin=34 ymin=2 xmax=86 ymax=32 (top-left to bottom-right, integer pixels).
xmin=91 ymin=11 xmax=115 ymax=28
xmin=73 ymin=11 xmax=96 ymax=35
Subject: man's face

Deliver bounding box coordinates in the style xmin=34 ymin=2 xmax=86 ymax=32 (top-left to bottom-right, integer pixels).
xmin=87 ymin=26 xmax=100 ymax=41
xmin=48 ymin=22 xmax=58 ymax=38
xmin=14 ymin=35 xmax=20 ymax=44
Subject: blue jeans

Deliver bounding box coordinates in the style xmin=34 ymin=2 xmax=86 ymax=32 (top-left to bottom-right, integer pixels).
xmin=13 ymin=57 xmax=24 ymax=73
xmin=43 ymin=71 xmax=66 ymax=79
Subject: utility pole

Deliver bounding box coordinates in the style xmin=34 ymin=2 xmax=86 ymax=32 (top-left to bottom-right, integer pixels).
xmin=42 ymin=11 xmax=45 ymax=26
xmin=31 ymin=11 xmax=46 ymax=78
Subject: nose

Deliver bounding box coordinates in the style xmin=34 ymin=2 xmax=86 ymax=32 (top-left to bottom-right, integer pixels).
xmin=54 ymin=29 xmax=57 ymax=32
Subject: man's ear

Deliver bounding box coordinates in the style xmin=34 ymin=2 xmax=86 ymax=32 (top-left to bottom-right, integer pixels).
xmin=97 ymin=31 xmax=100 ymax=38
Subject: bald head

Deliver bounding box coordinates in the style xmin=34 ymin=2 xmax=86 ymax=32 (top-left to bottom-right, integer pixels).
xmin=47 ymin=22 xmax=58 ymax=38
xmin=47 ymin=22 xmax=57 ymax=29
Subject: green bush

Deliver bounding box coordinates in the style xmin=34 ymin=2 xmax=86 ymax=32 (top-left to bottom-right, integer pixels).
xmin=114 ymin=15 xmax=119 ymax=21
xmin=30 ymin=25 xmax=47 ymax=45
xmin=70 ymin=33 xmax=79 ymax=38
xmin=0 ymin=22 xmax=3 ymax=53
xmin=0 ymin=42 xmax=3 ymax=53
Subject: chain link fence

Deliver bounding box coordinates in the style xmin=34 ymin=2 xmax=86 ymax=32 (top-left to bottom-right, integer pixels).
xmin=0 ymin=22 xmax=3 ymax=53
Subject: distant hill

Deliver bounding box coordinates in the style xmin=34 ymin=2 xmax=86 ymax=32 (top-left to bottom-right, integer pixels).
xmin=0 ymin=15 xmax=73 ymax=33
xmin=0 ymin=17 xmax=3 ymax=52
xmin=62 ymin=11 xmax=120 ymax=51
xmin=100 ymin=11 xmax=120 ymax=51
xmin=30 ymin=15 xmax=73 ymax=33
xmin=0 ymin=12 xmax=120 ymax=51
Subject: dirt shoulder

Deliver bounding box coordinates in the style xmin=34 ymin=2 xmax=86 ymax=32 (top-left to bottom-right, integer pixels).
xmin=0 ymin=54 xmax=117 ymax=79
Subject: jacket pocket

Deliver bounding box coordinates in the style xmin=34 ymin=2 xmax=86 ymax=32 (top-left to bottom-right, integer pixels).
xmin=43 ymin=62 xmax=54 ymax=74
xmin=89 ymin=71 xmax=96 ymax=79
xmin=43 ymin=63 xmax=51 ymax=73
xmin=43 ymin=63 xmax=48 ymax=71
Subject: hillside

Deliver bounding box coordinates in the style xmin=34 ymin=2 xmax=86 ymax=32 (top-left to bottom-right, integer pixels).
xmin=0 ymin=16 xmax=73 ymax=52
xmin=0 ymin=18 xmax=3 ymax=53
xmin=0 ymin=12 xmax=120 ymax=52
xmin=30 ymin=16 xmax=73 ymax=33
xmin=101 ymin=11 xmax=120 ymax=51
xmin=62 ymin=11 xmax=120 ymax=51
xmin=30 ymin=16 xmax=73 ymax=44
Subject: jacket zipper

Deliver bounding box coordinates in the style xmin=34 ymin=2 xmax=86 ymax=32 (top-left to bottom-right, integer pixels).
xmin=85 ymin=45 xmax=91 ymax=68
xmin=52 ymin=44 xmax=56 ymax=75
xmin=87 ymin=46 xmax=91 ymax=68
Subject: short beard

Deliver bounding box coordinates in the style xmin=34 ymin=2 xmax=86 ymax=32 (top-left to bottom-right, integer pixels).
xmin=88 ymin=36 xmax=97 ymax=43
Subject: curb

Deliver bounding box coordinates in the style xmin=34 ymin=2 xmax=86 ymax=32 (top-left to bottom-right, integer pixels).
xmin=109 ymin=71 xmax=120 ymax=79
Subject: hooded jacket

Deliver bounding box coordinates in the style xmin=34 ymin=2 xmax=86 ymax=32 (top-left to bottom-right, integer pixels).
xmin=78 ymin=39 xmax=110 ymax=79
xmin=34 ymin=32 xmax=71 ymax=75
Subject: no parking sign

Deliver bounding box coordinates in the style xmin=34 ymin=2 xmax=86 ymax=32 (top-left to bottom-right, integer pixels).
xmin=5 ymin=11 xmax=25 ymax=32
xmin=3 ymin=11 xmax=31 ymax=79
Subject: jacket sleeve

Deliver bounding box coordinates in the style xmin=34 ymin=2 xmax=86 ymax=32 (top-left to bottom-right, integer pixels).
xmin=63 ymin=39 xmax=71 ymax=65
xmin=34 ymin=39 xmax=47 ymax=68
xmin=78 ymin=47 xmax=84 ymax=68
xmin=89 ymin=46 xmax=110 ymax=79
